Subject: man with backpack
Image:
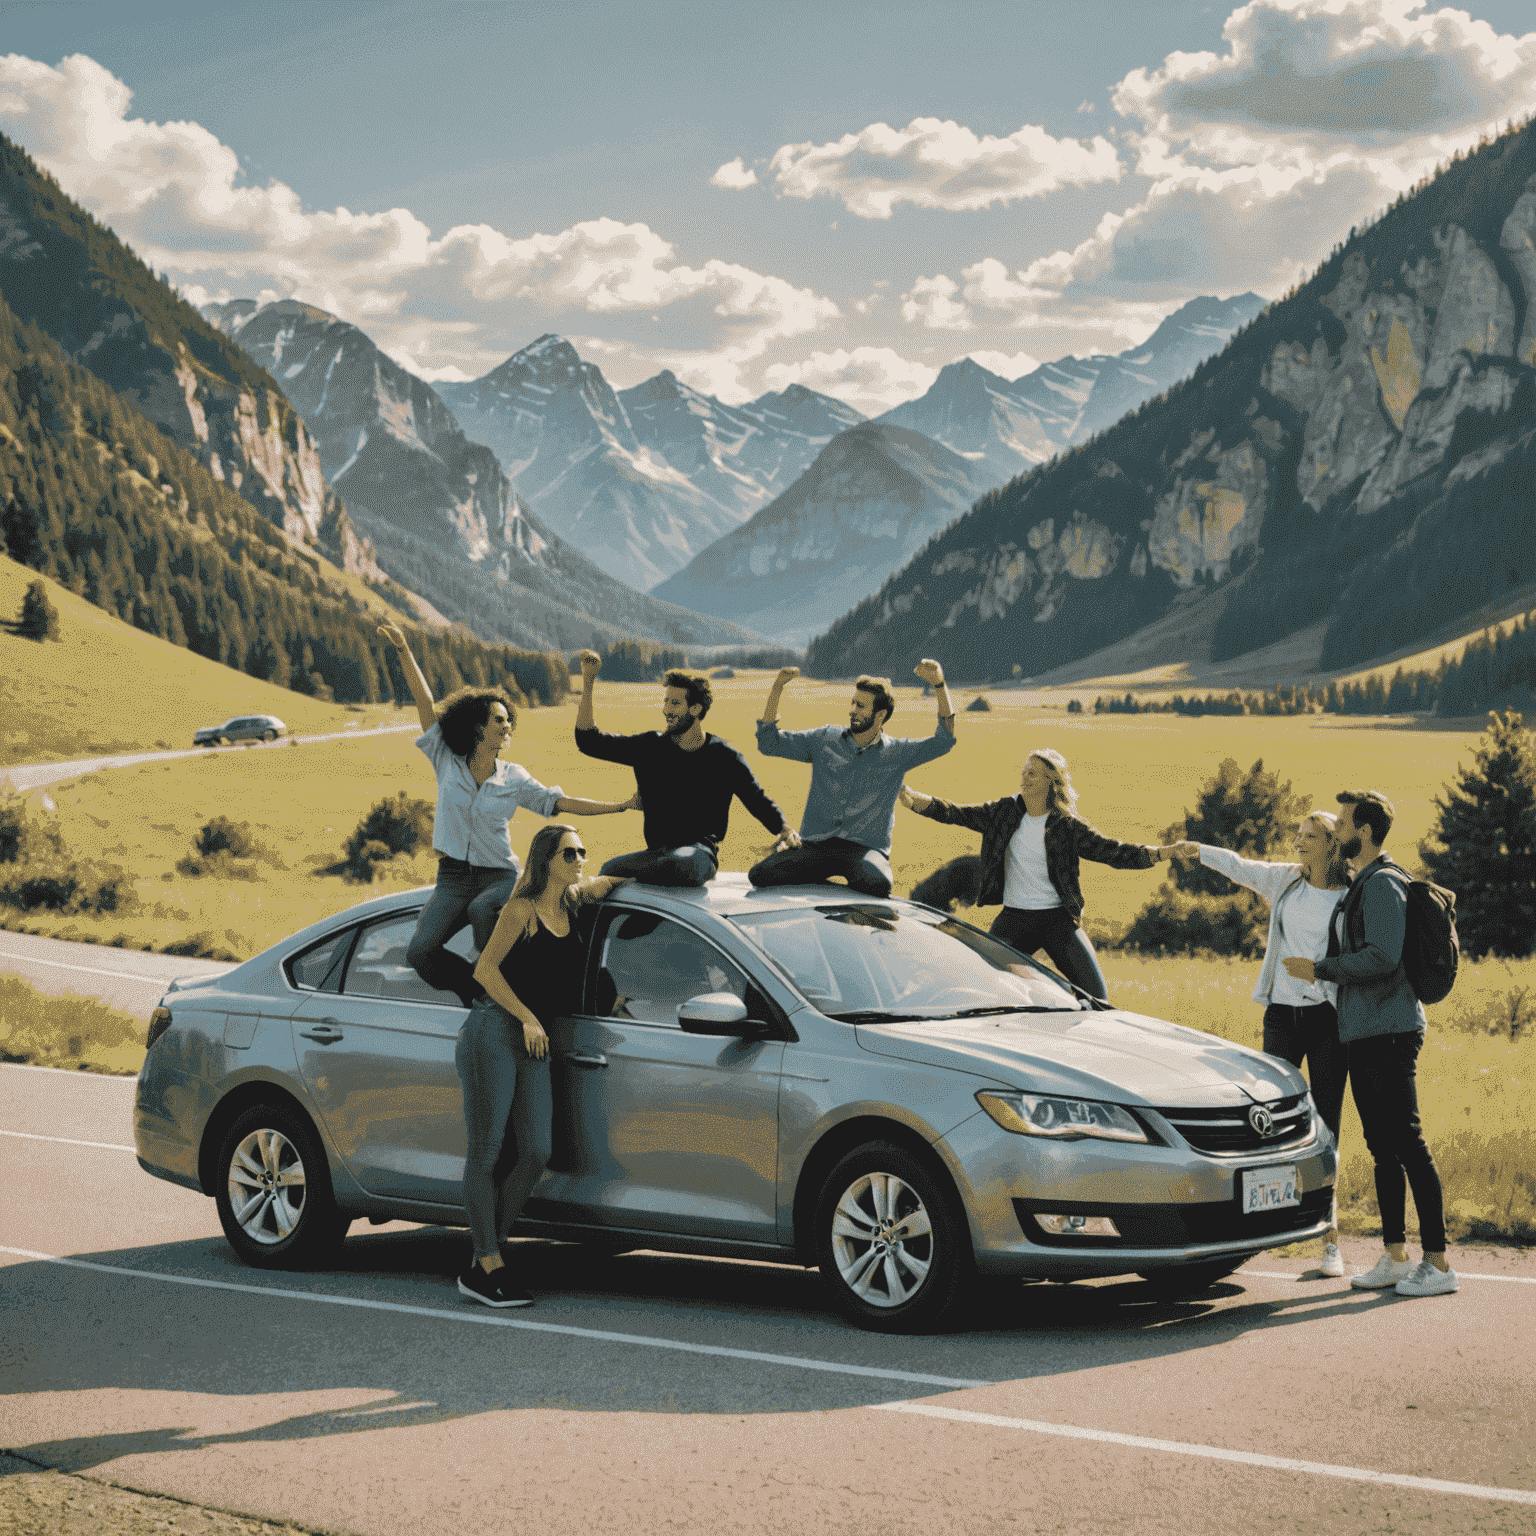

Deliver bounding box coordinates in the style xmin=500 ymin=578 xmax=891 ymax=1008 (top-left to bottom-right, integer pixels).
xmin=1283 ymin=790 xmax=1456 ymax=1298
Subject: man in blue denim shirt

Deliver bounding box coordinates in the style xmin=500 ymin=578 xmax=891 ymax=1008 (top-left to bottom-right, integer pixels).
xmin=749 ymin=661 xmax=957 ymax=897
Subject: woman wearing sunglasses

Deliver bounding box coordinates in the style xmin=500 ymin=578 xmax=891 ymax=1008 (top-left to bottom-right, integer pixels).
xmin=455 ymin=823 xmax=629 ymax=1307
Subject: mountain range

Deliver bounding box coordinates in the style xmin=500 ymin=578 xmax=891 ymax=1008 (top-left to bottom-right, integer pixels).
xmin=438 ymin=345 xmax=863 ymax=589
xmin=806 ymin=122 xmax=1536 ymax=684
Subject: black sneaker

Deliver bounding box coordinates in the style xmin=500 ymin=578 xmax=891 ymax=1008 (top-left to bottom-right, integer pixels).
xmin=457 ymin=1264 xmax=533 ymax=1308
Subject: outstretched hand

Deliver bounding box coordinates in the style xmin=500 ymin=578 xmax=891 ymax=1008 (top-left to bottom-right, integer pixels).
xmin=898 ymin=784 xmax=927 ymax=812
xmin=775 ymin=827 xmax=802 ymax=851
xmin=1166 ymin=841 xmax=1200 ymax=861
xmin=578 ymin=649 xmax=602 ymax=682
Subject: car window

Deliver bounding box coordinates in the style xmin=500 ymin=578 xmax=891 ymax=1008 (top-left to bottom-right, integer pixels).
xmin=287 ymin=927 xmax=355 ymax=992
xmin=342 ymin=913 xmax=466 ymax=1006
xmin=730 ymin=903 xmax=1083 ymax=1019
xmin=595 ymin=911 xmax=750 ymax=1028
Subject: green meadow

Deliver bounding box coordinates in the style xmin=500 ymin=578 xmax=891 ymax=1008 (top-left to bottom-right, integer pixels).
xmin=2 ymin=658 xmax=1530 ymax=1245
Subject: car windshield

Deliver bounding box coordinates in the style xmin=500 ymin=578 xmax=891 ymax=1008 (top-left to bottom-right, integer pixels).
xmin=729 ymin=903 xmax=1083 ymax=1020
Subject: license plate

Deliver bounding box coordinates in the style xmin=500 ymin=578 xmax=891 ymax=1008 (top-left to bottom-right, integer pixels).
xmin=1241 ymin=1164 xmax=1300 ymax=1214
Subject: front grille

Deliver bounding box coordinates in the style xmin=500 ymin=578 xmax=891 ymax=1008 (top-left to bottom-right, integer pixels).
xmin=1014 ymin=1186 xmax=1333 ymax=1248
xmin=1153 ymin=1093 xmax=1312 ymax=1155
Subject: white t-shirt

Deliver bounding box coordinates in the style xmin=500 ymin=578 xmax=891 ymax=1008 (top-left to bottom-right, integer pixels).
xmin=1003 ymin=813 xmax=1060 ymax=910
xmin=1270 ymin=880 xmax=1343 ymax=1006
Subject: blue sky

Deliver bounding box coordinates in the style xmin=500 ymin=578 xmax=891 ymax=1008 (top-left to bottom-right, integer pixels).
xmin=5 ymin=1 xmax=1536 ymax=410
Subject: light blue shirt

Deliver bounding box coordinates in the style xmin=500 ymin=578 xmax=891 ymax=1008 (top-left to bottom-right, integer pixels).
xmin=756 ymin=718 xmax=957 ymax=855
xmin=416 ymin=723 xmax=563 ymax=869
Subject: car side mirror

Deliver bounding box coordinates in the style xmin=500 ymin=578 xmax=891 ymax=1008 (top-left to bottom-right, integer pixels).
xmin=677 ymin=992 xmax=760 ymax=1036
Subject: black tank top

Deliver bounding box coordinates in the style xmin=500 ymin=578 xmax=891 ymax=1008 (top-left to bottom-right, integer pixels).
xmin=498 ymin=910 xmax=584 ymax=1023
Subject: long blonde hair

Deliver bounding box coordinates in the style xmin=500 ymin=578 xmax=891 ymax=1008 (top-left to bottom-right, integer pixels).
xmin=1301 ymin=810 xmax=1351 ymax=888
xmin=1029 ymin=749 xmax=1080 ymax=817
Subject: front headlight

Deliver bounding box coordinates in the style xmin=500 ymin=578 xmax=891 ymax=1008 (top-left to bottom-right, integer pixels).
xmin=976 ymin=1089 xmax=1147 ymax=1143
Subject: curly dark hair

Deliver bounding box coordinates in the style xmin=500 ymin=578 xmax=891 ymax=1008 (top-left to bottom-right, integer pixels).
xmin=853 ymin=675 xmax=896 ymax=726
xmin=437 ymin=687 xmax=516 ymax=758
xmin=663 ymin=669 xmax=713 ymax=720
xmin=1337 ymin=789 xmax=1395 ymax=846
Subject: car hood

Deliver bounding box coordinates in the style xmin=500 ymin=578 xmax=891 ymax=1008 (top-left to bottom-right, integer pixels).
xmin=856 ymin=1009 xmax=1301 ymax=1107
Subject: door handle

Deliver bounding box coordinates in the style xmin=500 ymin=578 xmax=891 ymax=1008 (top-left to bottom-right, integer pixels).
xmin=299 ymin=1023 xmax=344 ymax=1043
xmin=563 ymin=1052 xmax=608 ymax=1069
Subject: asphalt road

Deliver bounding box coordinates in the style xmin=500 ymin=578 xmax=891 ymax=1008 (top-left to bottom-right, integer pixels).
xmin=0 ymin=723 xmax=418 ymax=796
xmin=2 ymin=1064 xmax=1533 ymax=1536
xmin=0 ymin=930 xmax=235 ymax=1019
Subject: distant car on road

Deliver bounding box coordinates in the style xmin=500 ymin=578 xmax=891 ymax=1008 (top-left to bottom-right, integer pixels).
xmin=134 ymin=878 xmax=1335 ymax=1332
xmin=193 ymin=714 xmax=286 ymax=746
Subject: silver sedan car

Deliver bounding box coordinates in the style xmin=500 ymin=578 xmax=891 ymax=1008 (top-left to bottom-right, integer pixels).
xmin=134 ymin=877 xmax=1335 ymax=1332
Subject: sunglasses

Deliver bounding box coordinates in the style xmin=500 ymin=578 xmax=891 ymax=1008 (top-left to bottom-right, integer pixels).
xmin=560 ymin=846 xmax=588 ymax=864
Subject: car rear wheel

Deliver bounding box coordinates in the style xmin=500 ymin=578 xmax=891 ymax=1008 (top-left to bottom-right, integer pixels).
xmin=814 ymin=1141 xmax=972 ymax=1333
xmin=1137 ymin=1257 xmax=1245 ymax=1296
xmin=214 ymin=1104 xmax=349 ymax=1270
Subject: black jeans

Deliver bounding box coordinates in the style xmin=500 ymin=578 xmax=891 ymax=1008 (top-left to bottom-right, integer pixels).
xmin=599 ymin=845 xmax=717 ymax=887
xmin=748 ymin=838 xmax=893 ymax=897
xmin=989 ymin=907 xmax=1108 ymax=1001
xmin=1347 ymin=1030 xmax=1446 ymax=1252
xmin=407 ymin=856 xmax=518 ymax=1007
xmin=1262 ymin=1002 xmax=1347 ymax=1140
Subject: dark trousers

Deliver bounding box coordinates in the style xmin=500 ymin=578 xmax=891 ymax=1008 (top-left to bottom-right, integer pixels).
xmin=748 ymin=837 xmax=893 ymax=897
xmin=1347 ymin=1030 xmax=1446 ymax=1252
xmin=989 ymin=907 xmax=1108 ymax=1001
xmin=1262 ymin=1002 xmax=1348 ymax=1140
xmin=599 ymin=844 xmax=717 ymax=887
xmin=407 ymin=856 xmax=518 ymax=1007
xmin=455 ymin=997 xmax=553 ymax=1261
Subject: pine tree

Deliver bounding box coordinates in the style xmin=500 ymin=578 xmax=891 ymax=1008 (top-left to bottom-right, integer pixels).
xmin=1419 ymin=711 xmax=1536 ymax=959
xmin=18 ymin=578 xmax=60 ymax=640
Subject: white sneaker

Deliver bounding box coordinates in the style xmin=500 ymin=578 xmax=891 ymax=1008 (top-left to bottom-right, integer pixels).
xmin=1350 ymin=1252 xmax=1414 ymax=1289
xmin=1319 ymin=1244 xmax=1345 ymax=1278
xmin=1394 ymin=1260 xmax=1459 ymax=1297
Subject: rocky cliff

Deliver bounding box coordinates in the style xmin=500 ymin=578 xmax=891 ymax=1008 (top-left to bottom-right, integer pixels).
xmin=651 ymin=424 xmax=984 ymax=646
xmin=806 ymin=125 xmax=1536 ymax=683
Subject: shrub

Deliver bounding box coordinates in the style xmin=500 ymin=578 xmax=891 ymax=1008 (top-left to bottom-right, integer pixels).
xmin=341 ymin=794 xmax=433 ymax=882
xmin=194 ymin=816 xmax=257 ymax=859
xmin=0 ymin=790 xmax=133 ymax=915
xmin=965 ymin=696 xmax=991 ymax=712
xmin=1066 ymin=698 xmax=1084 ymax=714
xmin=0 ymin=974 xmax=142 ymax=1070
xmin=18 ymin=579 xmax=61 ymax=641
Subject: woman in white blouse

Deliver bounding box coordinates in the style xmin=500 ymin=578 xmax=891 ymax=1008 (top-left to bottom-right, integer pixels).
xmin=1169 ymin=811 xmax=1351 ymax=1276
xmin=380 ymin=624 xmax=636 ymax=1006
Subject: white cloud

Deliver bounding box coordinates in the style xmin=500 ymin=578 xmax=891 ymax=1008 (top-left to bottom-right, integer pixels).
xmin=710 ymin=156 xmax=758 ymax=189
xmin=762 ymin=347 xmax=938 ymax=415
xmin=767 ymin=115 xmax=1122 ymax=219
xmin=901 ymin=273 xmax=973 ymax=331
xmin=0 ymin=53 xmax=837 ymax=392
xmin=965 ymin=348 xmax=1044 ymax=380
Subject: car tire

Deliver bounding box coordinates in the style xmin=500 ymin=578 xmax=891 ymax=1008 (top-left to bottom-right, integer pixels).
xmin=263 ymin=729 xmax=277 ymax=741
xmin=214 ymin=1103 xmax=349 ymax=1270
xmin=814 ymin=1140 xmax=973 ymax=1333
xmin=1137 ymin=1257 xmax=1245 ymax=1296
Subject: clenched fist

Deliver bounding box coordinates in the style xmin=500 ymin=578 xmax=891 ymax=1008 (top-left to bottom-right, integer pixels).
xmin=775 ymin=666 xmax=800 ymax=687
xmin=913 ymin=658 xmax=945 ymax=686
xmin=578 ymin=649 xmax=602 ymax=682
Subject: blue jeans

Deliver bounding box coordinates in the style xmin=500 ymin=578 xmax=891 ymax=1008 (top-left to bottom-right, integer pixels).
xmin=600 ymin=845 xmax=717 ymax=887
xmin=407 ymin=856 xmax=518 ymax=1006
xmin=748 ymin=838 xmax=893 ymax=897
xmin=455 ymin=997 xmax=553 ymax=1262
xmin=989 ymin=906 xmax=1109 ymax=1001
xmin=1347 ymin=1030 xmax=1445 ymax=1251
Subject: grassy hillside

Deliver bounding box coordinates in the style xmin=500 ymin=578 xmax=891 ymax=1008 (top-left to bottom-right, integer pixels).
xmin=0 ymin=555 xmax=418 ymax=765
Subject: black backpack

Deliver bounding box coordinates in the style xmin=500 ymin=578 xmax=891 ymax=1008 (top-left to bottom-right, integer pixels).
xmin=1343 ymin=860 xmax=1459 ymax=1005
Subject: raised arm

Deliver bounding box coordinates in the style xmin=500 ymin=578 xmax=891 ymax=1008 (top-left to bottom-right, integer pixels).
xmin=913 ymin=659 xmax=955 ymax=734
xmin=379 ymin=623 xmax=437 ymax=734
xmin=759 ymin=665 xmax=798 ymax=723
xmin=472 ymin=899 xmax=548 ymax=1058
xmin=575 ymin=649 xmax=601 ymax=733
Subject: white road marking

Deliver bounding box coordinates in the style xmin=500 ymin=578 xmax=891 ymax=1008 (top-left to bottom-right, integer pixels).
xmin=871 ymin=1402 xmax=1536 ymax=1506
xmin=0 ymin=1061 xmax=134 ymax=1080
xmin=0 ymin=949 xmax=170 ymax=983
xmin=1241 ymin=1266 xmax=1536 ymax=1286
xmin=0 ymin=1129 xmax=134 ymax=1151
xmin=0 ymin=1247 xmax=990 ymax=1391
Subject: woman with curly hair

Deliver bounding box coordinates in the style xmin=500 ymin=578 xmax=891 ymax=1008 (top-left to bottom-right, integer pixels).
xmin=455 ymin=823 xmax=628 ymax=1307
xmin=900 ymin=748 xmax=1181 ymax=1000
xmin=380 ymin=624 xmax=636 ymax=1006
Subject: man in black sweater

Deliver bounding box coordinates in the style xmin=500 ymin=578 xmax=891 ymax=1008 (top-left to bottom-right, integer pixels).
xmin=574 ymin=650 xmax=795 ymax=885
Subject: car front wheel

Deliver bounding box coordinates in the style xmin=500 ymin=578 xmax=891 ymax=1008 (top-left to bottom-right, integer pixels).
xmin=814 ymin=1141 xmax=972 ymax=1333
xmin=214 ymin=1104 xmax=349 ymax=1270
xmin=263 ymin=729 xmax=277 ymax=741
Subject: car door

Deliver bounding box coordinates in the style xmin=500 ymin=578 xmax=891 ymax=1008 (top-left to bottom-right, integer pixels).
xmin=542 ymin=908 xmax=784 ymax=1242
xmin=289 ymin=909 xmax=470 ymax=1204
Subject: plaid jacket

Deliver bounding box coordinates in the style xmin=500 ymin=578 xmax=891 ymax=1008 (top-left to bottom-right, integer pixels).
xmin=918 ymin=794 xmax=1155 ymax=923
